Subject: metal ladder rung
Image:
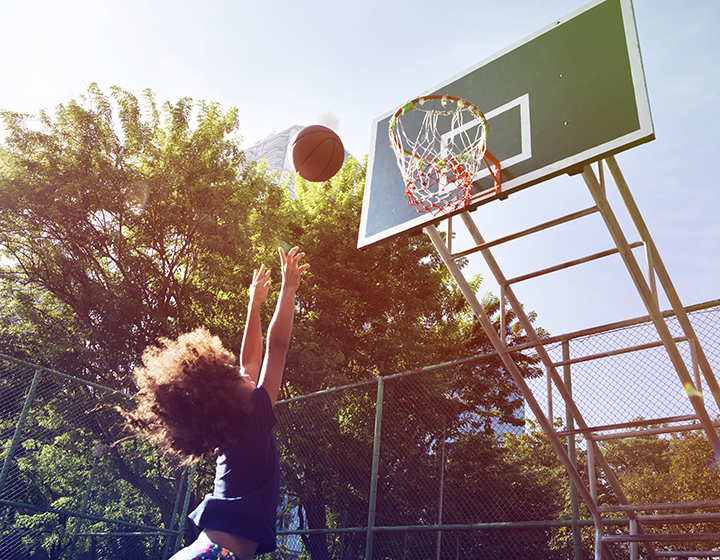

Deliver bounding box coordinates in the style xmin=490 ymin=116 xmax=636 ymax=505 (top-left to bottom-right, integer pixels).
xmin=603 ymin=533 xmax=720 ymax=543
xmin=506 ymin=240 xmax=645 ymax=285
xmin=637 ymin=512 xmax=720 ymax=524
xmin=656 ymin=552 xmax=720 ymax=558
xmin=450 ymin=206 xmax=600 ymax=259
xmin=552 ymin=336 xmax=688 ymax=368
xmin=592 ymin=421 xmax=720 ymax=441
xmin=557 ymin=414 xmax=700 ymax=436
xmin=599 ymin=500 xmax=720 ymax=513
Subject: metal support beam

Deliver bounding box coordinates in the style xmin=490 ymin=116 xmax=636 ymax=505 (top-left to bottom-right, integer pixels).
xmin=365 ymin=376 xmax=385 ymax=560
xmin=582 ymin=164 xmax=719 ymax=448
xmin=455 ymin=213 xmax=637 ymax=560
xmin=424 ymin=224 xmax=603 ymax=522
xmin=605 ymin=155 xmax=720 ymax=412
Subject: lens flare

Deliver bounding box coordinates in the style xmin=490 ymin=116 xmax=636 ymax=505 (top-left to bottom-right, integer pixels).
xmin=683 ymin=381 xmax=703 ymax=399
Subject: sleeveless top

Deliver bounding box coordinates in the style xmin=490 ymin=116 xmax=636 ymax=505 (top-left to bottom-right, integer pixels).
xmin=188 ymin=386 xmax=279 ymax=554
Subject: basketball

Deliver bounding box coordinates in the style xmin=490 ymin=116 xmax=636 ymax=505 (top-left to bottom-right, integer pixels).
xmin=290 ymin=125 xmax=345 ymax=182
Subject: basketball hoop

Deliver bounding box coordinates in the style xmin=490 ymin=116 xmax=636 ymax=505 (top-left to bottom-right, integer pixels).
xmin=388 ymin=95 xmax=501 ymax=216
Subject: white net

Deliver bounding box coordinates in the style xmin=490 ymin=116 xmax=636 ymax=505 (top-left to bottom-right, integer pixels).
xmin=388 ymin=95 xmax=500 ymax=216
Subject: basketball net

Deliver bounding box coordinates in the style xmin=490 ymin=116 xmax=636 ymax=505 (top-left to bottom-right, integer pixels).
xmin=388 ymin=95 xmax=501 ymax=216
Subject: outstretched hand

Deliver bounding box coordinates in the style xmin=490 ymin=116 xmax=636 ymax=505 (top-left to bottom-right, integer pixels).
xmin=258 ymin=246 xmax=309 ymax=405
xmin=279 ymin=246 xmax=309 ymax=292
xmin=249 ymin=264 xmax=272 ymax=307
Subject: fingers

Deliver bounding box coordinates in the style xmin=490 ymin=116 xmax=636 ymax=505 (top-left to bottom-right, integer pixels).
xmin=252 ymin=265 xmax=272 ymax=284
xmin=249 ymin=265 xmax=272 ymax=307
xmin=278 ymin=245 xmax=302 ymax=261
xmin=279 ymin=246 xmax=301 ymax=264
xmin=278 ymin=246 xmax=309 ymax=284
xmin=253 ymin=263 xmax=266 ymax=281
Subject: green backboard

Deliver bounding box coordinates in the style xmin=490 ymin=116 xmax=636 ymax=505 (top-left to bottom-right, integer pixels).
xmin=358 ymin=0 xmax=654 ymax=249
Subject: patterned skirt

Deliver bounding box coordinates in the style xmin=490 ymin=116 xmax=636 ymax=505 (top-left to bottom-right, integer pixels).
xmin=169 ymin=541 xmax=238 ymax=560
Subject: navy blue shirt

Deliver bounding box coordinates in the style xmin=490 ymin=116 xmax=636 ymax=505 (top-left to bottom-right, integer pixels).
xmin=188 ymin=386 xmax=279 ymax=554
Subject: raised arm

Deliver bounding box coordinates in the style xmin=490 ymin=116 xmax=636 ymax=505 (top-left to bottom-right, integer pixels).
xmin=239 ymin=264 xmax=272 ymax=385
xmin=259 ymin=247 xmax=308 ymax=405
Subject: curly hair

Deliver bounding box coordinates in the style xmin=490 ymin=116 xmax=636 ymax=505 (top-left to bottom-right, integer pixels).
xmin=126 ymin=328 xmax=253 ymax=463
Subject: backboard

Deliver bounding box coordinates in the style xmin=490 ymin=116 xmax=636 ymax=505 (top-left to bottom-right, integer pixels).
xmin=358 ymin=0 xmax=654 ymax=249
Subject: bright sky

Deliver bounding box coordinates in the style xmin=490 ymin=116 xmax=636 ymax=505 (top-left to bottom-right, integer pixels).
xmin=1 ymin=0 xmax=718 ymax=338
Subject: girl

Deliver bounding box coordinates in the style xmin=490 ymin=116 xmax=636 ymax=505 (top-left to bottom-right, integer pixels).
xmin=127 ymin=247 xmax=308 ymax=560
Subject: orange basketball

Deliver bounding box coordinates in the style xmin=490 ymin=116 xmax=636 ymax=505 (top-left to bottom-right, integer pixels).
xmin=290 ymin=125 xmax=345 ymax=182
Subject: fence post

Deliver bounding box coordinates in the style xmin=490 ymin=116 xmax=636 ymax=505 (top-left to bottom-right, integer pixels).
xmin=563 ymin=340 xmax=582 ymax=560
xmin=170 ymin=462 xmax=198 ymax=557
xmin=0 ymin=366 xmax=43 ymax=495
xmin=67 ymin=442 xmax=106 ymax=558
xmin=365 ymin=377 xmax=384 ymax=560
xmin=161 ymin=466 xmax=188 ymax=559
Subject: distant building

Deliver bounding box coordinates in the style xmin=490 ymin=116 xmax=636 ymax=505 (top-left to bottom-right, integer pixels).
xmin=244 ymin=124 xmax=303 ymax=197
xmin=244 ymin=112 xmax=351 ymax=198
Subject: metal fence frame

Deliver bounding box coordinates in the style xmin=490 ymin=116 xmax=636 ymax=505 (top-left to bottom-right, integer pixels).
xmin=3 ymin=299 xmax=719 ymax=559
xmin=0 ymin=356 xmax=195 ymax=560
xmin=270 ymin=299 xmax=720 ymax=560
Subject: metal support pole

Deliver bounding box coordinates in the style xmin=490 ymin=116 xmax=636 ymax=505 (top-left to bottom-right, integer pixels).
xmin=564 ymin=341 xmax=582 ymax=560
xmin=547 ymin=365 xmax=554 ymax=422
xmin=644 ymin=242 xmax=658 ymax=305
xmin=171 ymin=463 xmax=198 ymax=556
xmin=605 ymin=155 xmax=720 ymax=413
xmin=585 ymin=441 xmax=605 ymax=560
xmin=691 ymin=339 xmax=702 ymax=393
xmin=500 ymin=282 xmax=507 ymax=348
xmin=161 ymin=467 xmax=188 ymax=560
xmin=436 ymin=419 xmax=447 ymax=560
xmin=365 ymin=377 xmax=385 ymax=560
xmin=68 ymin=442 xmax=105 ymax=558
xmin=0 ymin=367 xmax=43 ymax=494
xmin=582 ymin=164 xmax=719 ymax=448
xmin=587 ymin=443 xmax=597 ymax=503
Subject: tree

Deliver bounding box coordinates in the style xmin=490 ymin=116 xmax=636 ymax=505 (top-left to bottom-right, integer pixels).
xmin=0 ymin=83 xmax=286 ymax=389
xmin=1 ymin=83 xmax=551 ymax=558
xmin=273 ymin=167 xmax=550 ymax=559
xmin=0 ymin=84 xmax=287 ymax=554
xmin=0 ymin=357 xmax=182 ymax=560
xmin=601 ymin=427 xmax=720 ymax=553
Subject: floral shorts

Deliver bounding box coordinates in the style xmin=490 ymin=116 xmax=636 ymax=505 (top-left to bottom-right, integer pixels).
xmin=169 ymin=541 xmax=237 ymax=560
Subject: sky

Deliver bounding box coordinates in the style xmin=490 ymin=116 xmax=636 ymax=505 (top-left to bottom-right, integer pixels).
xmin=0 ymin=0 xmax=718 ymax=340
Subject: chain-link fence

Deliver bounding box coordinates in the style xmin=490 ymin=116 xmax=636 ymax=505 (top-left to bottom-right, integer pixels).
xmin=3 ymin=300 xmax=720 ymax=559
xmin=528 ymin=301 xmax=720 ymax=432
xmin=272 ymin=361 xmax=583 ymax=559
xmin=0 ymin=356 xmax=192 ymax=560
xmin=272 ymin=300 xmax=720 ymax=559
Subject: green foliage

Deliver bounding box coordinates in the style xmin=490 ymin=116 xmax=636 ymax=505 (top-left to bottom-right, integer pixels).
xmin=0 ymin=83 xmax=283 ymax=557
xmin=0 ymin=361 xmax=178 ymax=559
xmin=0 ymin=83 xmax=283 ymax=389
xmin=1 ymin=83 xmax=556 ymax=559
xmin=601 ymin=427 xmax=720 ymax=551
